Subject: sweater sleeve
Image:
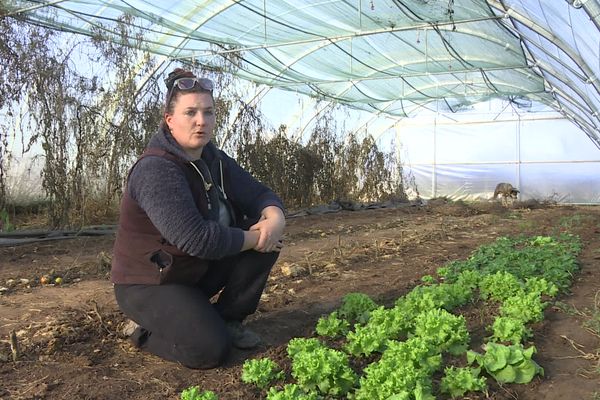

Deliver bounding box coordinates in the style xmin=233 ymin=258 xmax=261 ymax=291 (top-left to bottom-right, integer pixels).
xmin=128 ymin=156 xmax=245 ymax=259
xmin=221 ymin=152 xmax=285 ymax=216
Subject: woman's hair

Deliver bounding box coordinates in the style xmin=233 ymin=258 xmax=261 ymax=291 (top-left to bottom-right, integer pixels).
xmin=163 ymin=68 xmax=213 ymax=115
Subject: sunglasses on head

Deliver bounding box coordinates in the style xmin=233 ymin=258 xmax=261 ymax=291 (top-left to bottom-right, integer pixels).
xmin=171 ymin=77 xmax=214 ymax=91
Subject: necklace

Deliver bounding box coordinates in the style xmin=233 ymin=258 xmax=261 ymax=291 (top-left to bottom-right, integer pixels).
xmin=189 ymin=161 xmax=213 ymax=192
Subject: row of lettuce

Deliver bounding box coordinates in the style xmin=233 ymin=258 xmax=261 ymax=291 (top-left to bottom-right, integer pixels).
xmin=182 ymin=233 xmax=582 ymax=400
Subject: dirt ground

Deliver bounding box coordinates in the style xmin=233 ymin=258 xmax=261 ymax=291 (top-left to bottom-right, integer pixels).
xmin=0 ymin=200 xmax=599 ymax=400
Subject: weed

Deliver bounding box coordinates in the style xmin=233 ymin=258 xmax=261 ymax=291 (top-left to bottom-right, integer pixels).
xmin=556 ymin=292 xmax=600 ymax=338
xmin=582 ymin=291 xmax=600 ymax=337
xmin=559 ymin=214 xmax=586 ymax=230
xmin=0 ymin=208 xmax=15 ymax=232
xmin=487 ymin=214 xmax=501 ymax=225
xmin=553 ymin=301 xmax=581 ymax=317
xmin=517 ymin=220 xmax=536 ymax=231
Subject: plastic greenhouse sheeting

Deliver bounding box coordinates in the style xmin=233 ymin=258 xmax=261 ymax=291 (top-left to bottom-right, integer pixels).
xmin=5 ymin=0 xmax=599 ymax=147
xmin=399 ymin=100 xmax=600 ymax=204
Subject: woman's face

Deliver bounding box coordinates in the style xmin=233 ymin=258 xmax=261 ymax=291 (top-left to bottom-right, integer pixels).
xmin=165 ymin=91 xmax=215 ymax=158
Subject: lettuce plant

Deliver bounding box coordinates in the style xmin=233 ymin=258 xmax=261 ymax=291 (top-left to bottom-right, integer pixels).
xmin=440 ymin=366 xmax=487 ymax=398
xmin=500 ymin=292 xmax=546 ymax=323
xmin=396 ymin=282 xmax=473 ymax=317
xmin=468 ymin=342 xmax=544 ymax=384
xmin=344 ymin=306 xmax=409 ymax=356
xmin=491 ymin=316 xmax=532 ymax=344
xmin=266 ymin=384 xmax=318 ymax=400
xmin=525 ymin=277 xmax=559 ymax=297
xmin=454 ymin=269 xmax=483 ymax=290
xmin=315 ymin=311 xmax=350 ymax=338
xmin=479 ymin=271 xmax=523 ymax=302
xmin=354 ymin=337 xmax=438 ymax=400
xmin=287 ymin=338 xmax=325 ymax=359
xmin=439 ymin=282 xmax=475 ymax=309
xmin=412 ymin=308 xmax=470 ymax=356
xmin=397 ymin=286 xmax=446 ymax=314
xmin=289 ymin=344 xmax=357 ymax=397
xmin=241 ymin=358 xmax=284 ymax=389
xmin=180 ymin=386 xmax=218 ymax=400
xmin=338 ymin=292 xmax=379 ymax=324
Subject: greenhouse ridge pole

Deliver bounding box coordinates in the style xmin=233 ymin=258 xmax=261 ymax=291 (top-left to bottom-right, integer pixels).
xmin=516 ymin=113 xmax=522 ymax=198
xmin=489 ymin=0 xmax=600 ymax=148
xmin=569 ymin=0 xmax=600 ymax=31
xmin=432 ymin=117 xmax=437 ymax=199
xmin=488 ymin=0 xmax=600 ymax=98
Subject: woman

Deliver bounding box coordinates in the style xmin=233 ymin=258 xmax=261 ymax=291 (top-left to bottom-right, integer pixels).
xmin=111 ymin=68 xmax=286 ymax=369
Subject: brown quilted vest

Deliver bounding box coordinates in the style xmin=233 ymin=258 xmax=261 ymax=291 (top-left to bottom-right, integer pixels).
xmin=111 ymin=148 xmax=214 ymax=285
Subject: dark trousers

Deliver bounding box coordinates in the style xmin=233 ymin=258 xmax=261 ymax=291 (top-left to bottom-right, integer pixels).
xmin=114 ymin=250 xmax=278 ymax=369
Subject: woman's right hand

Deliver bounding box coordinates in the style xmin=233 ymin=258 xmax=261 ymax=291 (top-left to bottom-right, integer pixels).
xmin=241 ymin=229 xmax=283 ymax=253
xmin=249 ymin=206 xmax=285 ymax=253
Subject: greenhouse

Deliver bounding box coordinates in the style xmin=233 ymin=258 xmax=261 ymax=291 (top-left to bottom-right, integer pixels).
xmin=3 ymin=0 xmax=600 ymax=203
xmin=1 ymin=2 xmax=600 ymax=400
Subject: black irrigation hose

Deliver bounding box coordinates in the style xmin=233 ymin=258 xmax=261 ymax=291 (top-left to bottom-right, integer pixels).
xmin=0 ymin=225 xmax=117 ymax=247
xmin=0 ymin=200 xmax=419 ymax=247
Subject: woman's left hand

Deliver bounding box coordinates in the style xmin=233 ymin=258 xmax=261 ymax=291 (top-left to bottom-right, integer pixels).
xmin=250 ymin=206 xmax=286 ymax=252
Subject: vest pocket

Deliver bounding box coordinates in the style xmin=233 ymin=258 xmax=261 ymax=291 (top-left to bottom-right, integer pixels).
xmin=150 ymin=249 xmax=173 ymax=283
xmin=149 ymin=249 xmax=208 ymax=284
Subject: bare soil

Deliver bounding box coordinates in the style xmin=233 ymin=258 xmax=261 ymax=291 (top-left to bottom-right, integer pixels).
xmin=1 ymin=201 xmax=599 ymax=400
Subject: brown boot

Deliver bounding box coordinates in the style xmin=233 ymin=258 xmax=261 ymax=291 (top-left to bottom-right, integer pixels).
xmin=225 ymin=321 xmax=262 ymax=349
xmin=121 ymin=319 xmax=139 ymax=337
xmin=121 ymin=319 xmax=148 ymax=348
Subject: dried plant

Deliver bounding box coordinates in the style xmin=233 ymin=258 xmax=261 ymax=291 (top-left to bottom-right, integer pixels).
xmin=0 ymin=13 xmax=163 ymax=227
xmin=1 ymin=11 xmax=407 ymax=227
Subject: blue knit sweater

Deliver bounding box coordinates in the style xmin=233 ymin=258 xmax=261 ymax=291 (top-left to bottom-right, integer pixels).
xmin=126 ymin=127 xmax=284 ymax=260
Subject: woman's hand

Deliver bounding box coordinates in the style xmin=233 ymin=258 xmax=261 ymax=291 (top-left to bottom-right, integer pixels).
xmin=241 ymin=230 xmax=260 ymax=252
xmin=250 ymin=206 xmax=286 ymax=253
